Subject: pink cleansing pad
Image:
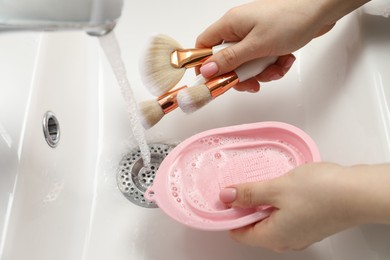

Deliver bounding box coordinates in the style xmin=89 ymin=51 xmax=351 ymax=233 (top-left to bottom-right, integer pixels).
xmin=145 ymin=121 xmax=320 ymax=231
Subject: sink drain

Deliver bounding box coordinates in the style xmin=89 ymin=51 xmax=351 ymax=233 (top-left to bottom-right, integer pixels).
xmin=42 ymin=111 xmax=60 ymax=148
xmin=117 ymin=143 xmax=175 ymax=208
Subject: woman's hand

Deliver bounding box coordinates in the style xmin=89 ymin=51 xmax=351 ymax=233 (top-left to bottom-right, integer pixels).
xmin=196 ymin=0 xmax=369 ymax=92
xmin=219 ymin=162 xmax=390 ymax=252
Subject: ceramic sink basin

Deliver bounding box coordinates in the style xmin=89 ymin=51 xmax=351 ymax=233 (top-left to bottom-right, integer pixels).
xmin=1 ymin=0 xmax=390 ymax=259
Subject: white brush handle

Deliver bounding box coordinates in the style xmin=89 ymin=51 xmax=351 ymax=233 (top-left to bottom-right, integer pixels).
xmin=212 ymin=42 xmax=236 ymax=54
xmin=235 ymin=56 xmax=278 ymax=82
xmin=187 ymin=56 xmax=278 ymax=88
xmin=211 ymin=42 xmax=278 ymax=82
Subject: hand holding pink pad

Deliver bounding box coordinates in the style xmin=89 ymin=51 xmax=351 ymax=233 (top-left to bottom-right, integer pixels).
xmin=145 ymin=121 xmax=320 ymax=231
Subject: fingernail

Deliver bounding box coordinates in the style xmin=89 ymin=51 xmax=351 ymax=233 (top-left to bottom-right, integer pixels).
xmin=247 ymin=85 xmax=260 ymax=93
xmin=269 ymin=73 xmax=282 ymax=81
xmin=219 ymin=188 xmax=237 ymax=204
xmin=283 ymin=56 xmax=296 ymax=69
xmin=200 ymin=62 xmax=218 ymax=78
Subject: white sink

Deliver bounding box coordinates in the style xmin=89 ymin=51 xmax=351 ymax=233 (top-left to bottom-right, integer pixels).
xmin=1 ymin=0 xmax=390 ymax=259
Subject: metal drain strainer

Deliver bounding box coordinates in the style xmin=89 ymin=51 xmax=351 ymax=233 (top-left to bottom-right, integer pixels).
xmin=117 ymin=143 xmax=175 ymax=208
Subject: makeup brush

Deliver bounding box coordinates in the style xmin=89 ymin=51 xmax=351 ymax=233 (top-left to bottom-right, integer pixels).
xmin=138 ymin=88 xmax=182 ymax=129
xmin=139 ymin=34 xmax=234 ymax=97
xmin=138 ymin=56 xmax=278 ymax=129
xmin=138 ymin=76 xmax=207 ymax=129
xmin=177 ymin=56 xmax=278 ymax=113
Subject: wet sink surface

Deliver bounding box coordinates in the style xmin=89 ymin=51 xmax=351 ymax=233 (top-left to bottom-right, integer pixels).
xmin=1 ymin=0 xmax=390 ymax=259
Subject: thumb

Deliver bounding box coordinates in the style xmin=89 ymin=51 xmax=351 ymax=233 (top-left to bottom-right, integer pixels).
xmin=200 ymin=41 xmax=256 ymax=78
xmin=219 ymin=180 xmax=280 ymax=208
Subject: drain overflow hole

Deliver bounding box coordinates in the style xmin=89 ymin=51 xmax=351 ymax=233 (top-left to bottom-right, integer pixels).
xmin=43 ymin=111 xmax=60 ymax=148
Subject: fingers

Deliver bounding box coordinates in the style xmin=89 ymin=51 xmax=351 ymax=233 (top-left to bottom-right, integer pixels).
xmin=229 ymin=219 xmax=287 ymax=251
xmin=233 ymin=78 xmax=260 ymax=93
xmin=219 ymin=180 xmax=280 ymax=208
xmin=196 ymin=6 xmax=250 ymax=49
xmin=196 ymin=7 xmax=259 ymax=77
xmin=230 ymin=223 xmax=265 ymax=247
xmin=255 ymin=54 xmax=296 ymax=82
xmin=233 ymin=54 xmax=296 ymax=92
xmin=222 ymin=181 xmax=287 ymax=251
xmin=199 ymin=40 xmax=259 ymax=78
xmin=315 ymin=23 xmax=336 ymax=38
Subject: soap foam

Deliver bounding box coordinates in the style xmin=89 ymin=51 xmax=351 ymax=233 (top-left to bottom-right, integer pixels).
xmin=171 ymin=139 xmax=301 ymax=215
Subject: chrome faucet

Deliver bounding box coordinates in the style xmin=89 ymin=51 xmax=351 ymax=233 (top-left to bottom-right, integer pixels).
xmin=0 ymin=0 xmax=123 ymax=36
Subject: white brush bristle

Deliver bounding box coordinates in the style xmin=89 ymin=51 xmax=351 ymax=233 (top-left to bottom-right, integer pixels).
xmin=139 ymin=34 xmax=186 ymax=96
xmin=177 ymin=85 xmax=212 ymax=113
xmin=138 ymin=99 xmax=164 ymax=129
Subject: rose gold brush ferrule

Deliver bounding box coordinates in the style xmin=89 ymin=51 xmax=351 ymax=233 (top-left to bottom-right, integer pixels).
xmin=205 ymin=72 xmax=239 ymax=98
xmin=170 ymin=48 xmax=213 ymax=69
xmin=157 ymin=86 xmax=187 ymax=114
